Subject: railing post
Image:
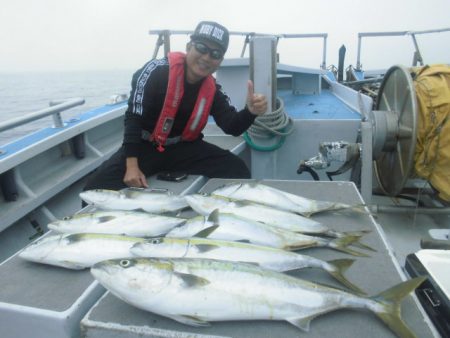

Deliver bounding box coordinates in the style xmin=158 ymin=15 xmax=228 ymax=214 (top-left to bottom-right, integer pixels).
xmin=0 ymin=98 xmax=85 ymax=133
xmin=249 ymin=36 xmax=278 ymax=179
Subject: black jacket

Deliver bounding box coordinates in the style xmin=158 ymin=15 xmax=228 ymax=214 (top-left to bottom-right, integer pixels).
xmin=123 ymin=57 xmax=256 ymax=157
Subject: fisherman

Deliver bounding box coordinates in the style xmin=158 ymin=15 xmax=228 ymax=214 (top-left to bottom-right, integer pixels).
xmin=83 ymin=21 xmax=267 ymax=191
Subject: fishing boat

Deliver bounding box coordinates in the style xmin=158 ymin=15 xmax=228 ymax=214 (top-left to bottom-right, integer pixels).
xmin=0 ymin=28 xmax=449 ymax=338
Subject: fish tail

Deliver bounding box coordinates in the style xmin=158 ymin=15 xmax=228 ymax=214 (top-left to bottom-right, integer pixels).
xmin=327 ymin=236 xmax=370 ymax=257
xmin=370 ymin=276 xmax=427 ymax=338
xmin=326 ymin=259 xmax=366 ymax=295
xmin=350 ymin=204 xmax=368 ymax=214
xmin=285 ymin=242 xmax=317 ymax=251
xmin=351 ymin=240 xmax=377 ymax=252
xmin=326 ymin=230 xmax=376 ymax=252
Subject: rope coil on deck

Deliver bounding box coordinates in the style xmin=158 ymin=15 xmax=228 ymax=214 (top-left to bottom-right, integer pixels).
xmin=243 ymin=97 xmax=294 ymax=151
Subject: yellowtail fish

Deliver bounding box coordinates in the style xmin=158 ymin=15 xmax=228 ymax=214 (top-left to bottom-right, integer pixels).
xmin=91 ymin=257 xmax=425 ymax=338
xmin=166 ymin=210 xmax=367 ymax=256
xmin=19 ymin=233 xmax=143 ymax=269
xmin=185 ymin=194 xmax=328 ymax=233
xmin=48 ymin=210 xmax=185 ymax=237
xmin=79 ymin=188 xmax=188 ymax=213
xmin=184 ymin=195 xmax=372 ymax=250
xmin=212 ymin=182 xmax=364 ymax=217
xmin=131 ymin=236 xmax=364 ymax=293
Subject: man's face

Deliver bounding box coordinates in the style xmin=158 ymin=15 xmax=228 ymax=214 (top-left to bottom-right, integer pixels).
xmin=185 ymin=39 xmax=223 ymax=83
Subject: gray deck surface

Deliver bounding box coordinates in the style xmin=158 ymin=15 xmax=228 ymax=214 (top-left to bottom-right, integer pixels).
xmin=0 ymin=253 xmax=95 ymax=310
xmin=81 ymin=179 xmax=434 ymax=338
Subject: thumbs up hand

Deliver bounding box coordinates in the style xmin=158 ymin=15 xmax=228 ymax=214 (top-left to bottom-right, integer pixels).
xmin=246 ymin=80 xmax=267 ymax=116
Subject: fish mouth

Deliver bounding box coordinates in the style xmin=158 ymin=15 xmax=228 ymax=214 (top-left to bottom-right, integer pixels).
xmin=91 ymin=261 xmax=119 ymax=282
xmin=91 ymin=259 xmax=173 ymax=295
xmin=19 ymin=235 xmax=62 ymax=262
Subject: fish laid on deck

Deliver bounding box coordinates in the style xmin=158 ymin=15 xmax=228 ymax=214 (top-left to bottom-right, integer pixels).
xmin=91 ymin=257 xmax=426 ymax=338
xmin=48 ymin=210 xmax=186 ymax=237
xmin=130 ymin=236 xmax=364 ymax=293
xmin=19 ymin=233 xmax=143 ymax=269
xmin=166 ymin=210 xmax=367 ymax=256
xmin=185 ymin=194 xmax=371 ymax=240
xmin=79 ymin=188 xmax=188 ymax=213
xmin=211 ymin=182 xmax=365 ymax=216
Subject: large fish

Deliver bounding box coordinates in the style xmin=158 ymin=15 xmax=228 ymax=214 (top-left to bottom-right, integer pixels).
xmin=212 ymin=182 xmax=364 ymax=217
xmin=166 ymin=210 xmax=367 ymax=256
xmin=131 ymin=236 xmax=364 ymax=293
xmin=79 ymin=188 xmax=188 ymax=213
xmin=19 ymin=233 xmax=143 ymax=269
xmin=91 ymin=257 xmax=425 ymax=338
xmin=184 ymin=194 xmax=371 ymax=247
xmin=48 ymin=210 xmax=185 ymax=237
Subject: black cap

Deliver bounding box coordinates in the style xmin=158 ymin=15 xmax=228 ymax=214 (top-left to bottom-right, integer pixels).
xmin=190 ymin=21 xmax=229 ymax=53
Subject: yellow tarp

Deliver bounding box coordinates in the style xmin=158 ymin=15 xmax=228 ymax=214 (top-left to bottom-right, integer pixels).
xmin=413 ymin=64 xmax=450 ymax=201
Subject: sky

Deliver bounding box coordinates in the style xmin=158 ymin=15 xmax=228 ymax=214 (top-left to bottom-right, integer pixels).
xmin=0 ymin=0 xmax=449 ymax=73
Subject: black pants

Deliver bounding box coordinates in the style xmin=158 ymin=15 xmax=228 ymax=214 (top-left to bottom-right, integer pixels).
xmin=83 ymin=139 xmax=250 ymax=191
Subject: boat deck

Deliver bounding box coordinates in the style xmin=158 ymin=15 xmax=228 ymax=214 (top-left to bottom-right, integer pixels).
xmin=279 ymin=89 xmax=361 ymax=120
xmin=80 ymin=180 xmax=435 ymax=338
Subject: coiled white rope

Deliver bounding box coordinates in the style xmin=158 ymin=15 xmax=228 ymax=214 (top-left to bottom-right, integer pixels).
xmin=244 ymin=97 xmax=294 ymax=151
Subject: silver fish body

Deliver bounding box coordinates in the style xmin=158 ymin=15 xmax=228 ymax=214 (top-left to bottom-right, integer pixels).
xmin=184 ymin=194 xmax=327 ymax=234
xmin=19 ymin=233 xmax=143 ymax=269
xmin=130 ymin=236 xmax=363 ymax=293
xmin=79 ymin=188 xmax=188 ymax=213
xmin=131 ymin=236 xmax=330 ymax=271
xmin=165 ymin=210 xmax=366 ymax=256
xmin=48 ymin=210 xmax=185 ymax=237
xmin=91 ymin=257 xmax=425 ymax=337
xmin=165 ymin=211 xmax=316 ymax=250
xmin=212 ymin=182 xmax=356 ymax=216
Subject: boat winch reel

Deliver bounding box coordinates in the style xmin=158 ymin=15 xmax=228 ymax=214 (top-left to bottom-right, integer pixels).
xmin=298 ymin=64 xmax=450 ymax=201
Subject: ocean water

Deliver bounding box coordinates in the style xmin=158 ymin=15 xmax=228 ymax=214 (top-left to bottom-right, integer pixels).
xmin=0 ymin=70 xmax=134 ymax=145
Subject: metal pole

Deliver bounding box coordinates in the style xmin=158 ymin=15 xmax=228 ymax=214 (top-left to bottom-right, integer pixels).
xmin=163 ymin=30 xmax=171 ymax=57
xmin=321 ymin=35 xmax=327 ymax=69
xmin=0 ymin=98 xmax=85 ymax=132
xmin=410 ymin=34 xmax=424 ymax=66
xmin=371 ymin=204 xmax=450 ymax=214
xmin=356 ymin=34 xmax=362 ymax=70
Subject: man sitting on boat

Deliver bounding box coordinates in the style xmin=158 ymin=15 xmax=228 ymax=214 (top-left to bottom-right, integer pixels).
xmin=84 ymin=20 xmax=267 ymax=191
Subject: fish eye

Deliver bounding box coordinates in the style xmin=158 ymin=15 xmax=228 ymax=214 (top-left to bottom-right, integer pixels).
xmin=151 ymin=238 xmax=162 ymax=244
xmin=120 ymin=259 xmax=131 ymax=267
xmin=63 ymin=216 xmax=70 ymax=220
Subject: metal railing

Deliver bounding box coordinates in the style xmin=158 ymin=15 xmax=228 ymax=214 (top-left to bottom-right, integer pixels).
xmin=356 ymin=27 xmax=450 ymax=70
xmin=0 ymin=98 xmax=85 ymax=133
xmin=149 ymin=30 xmax=328 ymax=69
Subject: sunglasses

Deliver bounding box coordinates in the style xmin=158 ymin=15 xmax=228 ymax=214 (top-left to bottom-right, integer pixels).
xmin=192 ymin=41 xmax=224 ymax=60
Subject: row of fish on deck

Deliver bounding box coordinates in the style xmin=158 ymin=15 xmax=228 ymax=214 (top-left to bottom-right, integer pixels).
xmin=18 ymin=182 xmax=425 ymax=337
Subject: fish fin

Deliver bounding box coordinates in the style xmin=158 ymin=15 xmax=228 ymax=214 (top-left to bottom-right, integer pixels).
xmin=326 ymin=259 xmax=366 ymax=295
xmin=349 ymin=203 xmax=368 ymax=215
xmin=174 ymin=272 xmax=210 ymax=287
xmin=285 ymin=242 xmax=316 ymax=251
xmin=239 ymin=261 xmax=260 ymax=267
xmin=286 ymin=316 xmax=314 ymax=331
xmin=235 ymin=239 xmax=251 ymax=243
xmin=206 ymin=209 xmax=220 ymax=223
xmin=61 ymin=261 xmax=87 ymax=270
xmin=351 ymin=240 xmax=376 ymax=252
xmin=234 ymin=200 xmax=255 ymax=207
xmin=194 ymin=244 xmax=220 ymax=253
xmin=328 ymin=236 xmax=370 ymax=257
xmin=193 ymin=225 xmax=219 ymax=238
xmin=329 ymin=230 xmax=376 ymax=252
xmin=168 ymin=314 xmax=211 ymax=327
xmin=371 ymin=276 xmax=427 ymax=338
xmin=97 ymin=216 xmax=116 ymax=223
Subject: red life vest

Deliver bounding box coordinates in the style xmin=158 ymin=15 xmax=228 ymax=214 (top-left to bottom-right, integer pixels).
xmin=150 ymin=52 xmax=216 ymax=152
